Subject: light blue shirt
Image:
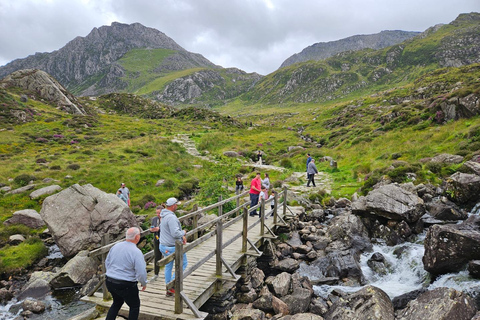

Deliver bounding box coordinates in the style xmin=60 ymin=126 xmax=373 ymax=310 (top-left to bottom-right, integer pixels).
xmin=105 ymin=241 xmax=147 ymax=286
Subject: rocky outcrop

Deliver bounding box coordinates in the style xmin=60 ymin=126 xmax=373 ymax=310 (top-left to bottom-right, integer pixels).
xmin=324 ymin=286 xmax=394 ymax=320
xmin=445 ymin=172 xmax=480 ymax=204
xmin=352 ymin=184 xmax=425 ymax=223
xmin=0 ymin=69 xmax=86 ymax=115
xmin=395 ymin=287 xmax=476 ymax=320
xmin=426 ymin=196 xmax=467 ymax=221
xmin=3 ymin=209 xmax=45 ymax=229
xmin=40 ymin=183 xmax=138 ymax=257
xmin=423 ymin=215 xmax=480 ymax=275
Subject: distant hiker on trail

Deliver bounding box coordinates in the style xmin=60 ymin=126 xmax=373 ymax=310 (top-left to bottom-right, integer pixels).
xmin=159 ymin=197 xmax=187 ymax=297
xmin=105 ymin=227 xmax=147 ymax=320
xmin=306 ymin=153 xmax=312 ymax=178
xmin=262 ymin=173 xmax=270 ymax=191
xmin=249 ymin=172 xmax=262 ymax=216
xmin=307 ymin=158 xmax=318 ymax=187
xmin=149 ymin=205 xmax=164 ymax=279
xmin=257 ymin=151 xmax=263 ymax=165
xmin=119 ymin=183 xmax=130 ymax=206
xmin=117 ymin=190 xmax=128 ymax=204
xmin=235 ymin=176 xmax=244 ymax=193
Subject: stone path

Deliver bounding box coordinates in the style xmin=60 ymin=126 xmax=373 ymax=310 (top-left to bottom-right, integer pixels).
xmin=172 ymin=134 xmax=332 ymax=193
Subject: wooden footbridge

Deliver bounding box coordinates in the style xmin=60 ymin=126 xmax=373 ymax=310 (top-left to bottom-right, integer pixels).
xmin=81 ymin=187 xmax=297 ymax=320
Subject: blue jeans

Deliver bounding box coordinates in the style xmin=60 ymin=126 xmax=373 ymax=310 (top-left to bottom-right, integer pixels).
xmin=250 ymin=193 xmax=259 ymax=215
xmin=159 ymin=244 xmax=188 ymax=285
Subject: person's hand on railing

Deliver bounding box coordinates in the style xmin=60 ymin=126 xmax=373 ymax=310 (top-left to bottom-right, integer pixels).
xmin=182 ymin=236 xmax=187 ymax=244
xmin=141 ymin=285 xmax=147 ymax=291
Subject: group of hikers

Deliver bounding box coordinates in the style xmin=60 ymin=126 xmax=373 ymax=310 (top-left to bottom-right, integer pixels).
xmin=105 ymin=152 xmax=319 ymax=319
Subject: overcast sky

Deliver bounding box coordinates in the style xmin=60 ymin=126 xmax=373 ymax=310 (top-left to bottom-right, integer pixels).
xmin=0 ymin=0 xmax=478 ymax=75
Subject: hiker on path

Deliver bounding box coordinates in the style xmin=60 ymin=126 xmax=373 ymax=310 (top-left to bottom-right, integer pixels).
xmin=257 ymin=151 xmax=263 ymax=165
xmin=307 ymin=158 xmax=318 ymax=187
xmin=105 ymin=227 xmax=147 ymax=320
xmin=117 ymin=190 xmax=128 ymax=204
xmin=149 ymin=205 xmax=164 ymax=279
xmin=235 ymin=176 xmax=244 ymax=193
xmin=159 ymin=197 xmax=187 ymax=297
xmin=262 ymin=173 xmax=270 ymax=191
xmin=249 ymin=172 xmax=262 ymax=216
xmin=306 ymin=153 xmax=312 ymax=178
xmin=119 ymin=183 xmax=130 ymax=206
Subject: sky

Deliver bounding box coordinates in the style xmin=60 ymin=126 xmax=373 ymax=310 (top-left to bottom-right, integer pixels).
xmin=0 ymin=0 xmax=479 ymax=75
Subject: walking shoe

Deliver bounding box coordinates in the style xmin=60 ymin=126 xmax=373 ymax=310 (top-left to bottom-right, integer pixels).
xmin=166 ymin=288 xmax=175 ymax=297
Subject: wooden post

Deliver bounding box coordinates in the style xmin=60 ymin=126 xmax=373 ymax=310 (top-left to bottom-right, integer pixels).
xmin=101 ymin=234 xmax=110 ymax=301
xmin=218 ymin=195 xmax=223 ymax=216
xmin=260 ymin=198 xmax=265 ymax=236
xmin=236 ymin=189 xmax=240 ymax=210
xmin=283 ymin=186 xmax=288 ymax=219
xmin=242 ymin=207 xmax=248 ymax=253
xmin=273 ymin=191 xmax=278 ymax=225
xmin=192 ymin=204 xmax=198 ymax=241
xmin=174 ymin=240 xmax=184 ymax=314
xmin=216 ymin=219 xmax=223 ymax=291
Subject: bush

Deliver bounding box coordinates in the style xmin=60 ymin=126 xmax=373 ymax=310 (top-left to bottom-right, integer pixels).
xmin=308 ymin=189 xmax=328 ymax=203
xmin=425 ymin=162 xmax=442 ymax=174
xmin=67 ymin=164 xmax=80 ymax=170
xmin=280 ymin=158 xmax=293 ymax=168
xmin=50 ymin=165 xmax=61 ymax=170
xmin=138 ymin=194 xmax=156 ymax=209
xmin=273 ymin=180 xmax=283 ymax=188
xmin=14 ymin=174 xmax=36 ymax=187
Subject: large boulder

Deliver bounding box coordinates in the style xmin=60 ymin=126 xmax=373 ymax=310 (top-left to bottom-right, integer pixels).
xmin=430 ymin=153 xmax=464 ymax=164
xmin=445 ymin=172 xmax=480 ymax=204
xmin=50 ymin=251 xmax=99 ymax=288
xmin=462 ymin=160 xmax=480 ymax=176
xmin=17 ymin=271 xmax=56 ymax=300
xmin=3 ymin=209 xmax=45 ymax=229
xmin=395 ymin=287 xmax=476 ymax=320
xmin=326 ymin=213 xmax=371 ymax=252
xmin=29 ymin=185 xmax=62 ymax=199
xmin=423 ymin=215 xmax=480 ymax=275
xmin=352 ymin=184 xmax=425 ymax=223
xmin=426 ymin=197 xmax=467 ymax=221
xmin=324 ymin=286 xmax=394 ymax=320
xmin=40 ymin=184 xmax=138 ymax=257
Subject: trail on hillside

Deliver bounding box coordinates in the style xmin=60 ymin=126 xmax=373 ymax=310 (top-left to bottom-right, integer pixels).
xmin=172 ymin=134 xmax=332 ymax=193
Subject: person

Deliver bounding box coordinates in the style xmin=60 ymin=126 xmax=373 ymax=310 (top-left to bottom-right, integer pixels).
xmin=257 ymin=151 xmax=262 ymax=165
xmin=119 ymin=183 xmax=130 ymax=206
xmin=235 ymin=176 xmax=244 ymax=193
xmin=307 ymin=158 xmax=319 ymax=187
xmin=249 ymin=172 xmax=262 ymax=216
xmin=262 ymin=173 xmax=270 ymax=191
xmin=149 ymin=205 xmax=164 ymax=278
xmin=117 ymin=189 xmax=128 ymax=204
xmin=159 ymin=197 xmax=187 ymax=297
xmin=269 ymin=190 xmax=276 ymax=211
xmin=259 ymin=186 xmax=268 ymax=218
xmin=306 ymin=153 xmax=312 ymax=178
xmin=105 ymin=227 xmax=147 ymax=320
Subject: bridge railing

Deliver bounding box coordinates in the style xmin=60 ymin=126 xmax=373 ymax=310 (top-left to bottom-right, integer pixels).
xmin=88 ymin=186 xmax=289 ymax=318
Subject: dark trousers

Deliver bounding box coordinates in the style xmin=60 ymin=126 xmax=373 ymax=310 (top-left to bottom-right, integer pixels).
xmin=106 ymin=278 xmax=140 ymax=320
xmin=250 ymin=193 xmax=259 ymax=215
xmin=307 ymin=173 xmax=316 ymax=187
xmin=153 ymin=238 xmax=162 ymax=275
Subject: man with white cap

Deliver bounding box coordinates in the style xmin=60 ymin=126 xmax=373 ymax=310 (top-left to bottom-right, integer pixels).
xmin=159 ymin=197 xmax=187 ymax=296
xmin=118 ymin=183 xmax=130 ymax=206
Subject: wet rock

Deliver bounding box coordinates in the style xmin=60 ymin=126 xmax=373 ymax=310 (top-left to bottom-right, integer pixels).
xmin=324 ymin=285 xmax=394 ymax=320
xmin=29 ymin=185 xmax=62 ymax=199
xmin=468 ymin=260 xmax=480 ymax=278
xmin=22 ymin=298 xmax=46 ymax=314
xmin=40 ymin=183 xmax=138 ymax=257
xmin=396 ymin=287 xmax=476 ymax=320
xmin=352 ymin=184 xmax=425 ymax=223
xmin=426 ymin=197 xmax=467 ymax=220
xmin=423 ymin=216 xmax=480 ymax=275
xmin=392 ymin=288 xmax=427 ymax=310
xmin=0 ymin=288 xmax=13 ymax=303
xmin=367 ymin=252 xmax=389 ymax=276
xmin=3 ymin=209 xmax=45 ymax=229
xmin=50 ymin=250 xmax=99 ymax=288
xmin=445 ymin=172 xmax=480 ymax=204
xmin=68 ymin=307 xmax=100 ymax=320
xmin=327 ymin=213 xmax=371 ymax=251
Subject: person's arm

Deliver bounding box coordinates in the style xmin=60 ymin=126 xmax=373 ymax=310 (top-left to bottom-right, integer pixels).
xmin=134 ymin=250 xmax=147 ymax=288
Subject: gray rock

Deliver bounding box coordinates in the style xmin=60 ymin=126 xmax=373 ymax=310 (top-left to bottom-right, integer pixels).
xmin=324 ymin=285 xmax=394 ymax=320
xmin=50 ymin=250 xmax=100 ymax=288
xmin=270 ymin=272 xmax=291 ymax=297
xmin=253 ymin=287 xmax=273 ymax=312
xmin=0 ymin=186 xmax=11 ymax=192
xmin=3 ymin=209 xmax=45 ymax=229
xmin=67 ymin=307 xmax=100 ymax=320
xmin=40 ymin=184 xmax=138 ymax=257
xmin=250 ymin=268 xmax=265 ymax=289
xmin=9 ymin=234 xmax=25 ymax=245
xmin=280 ymin=314 xmax=324 ymax=320
xmin=445 ymin=172 xmax=480 ymax=204
xmin=287 ymin=231 xmax=303 ymax=248
xmin=155 ymin=179 xmax=165 ymax=187
xmin=231 ymin=308 xmax=265 ymax=320
xmin=274 ymin=258 xmax=299 ymax=273
xmin=18 ymin=271 xmax=56 ymax=300
xmin=430 ymin=153 xmax=464 ymax=164
xmin=426 ymin=197 xmax=467 ymax=220
xmin=352 ymin=184 xmax=425 ymax=223
xmin=29 ymin=185 xmax=62 ymax=199
xmin=223 ymin=151 xmax=240 ymax=158
xmin=462 ymin=161 xmax=480 ymax=176
xmin=0 ymin=288 xmax=13 ymax=304
xmin=22 ymin=298 xmax=46 ymax=314
xmin=468 ymin=260 xmax=480 ymax=278
xmin=5 ymin=184 xmax=35 ymax=195
xmin=396 ymin=287 xmax=476 ymax=320
xmin=281 ymin=288 xmax=312 ymax=315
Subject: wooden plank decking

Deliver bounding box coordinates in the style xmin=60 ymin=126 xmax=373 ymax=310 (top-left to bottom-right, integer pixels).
xmin=82 ymin=206 xmax=303 ymax=320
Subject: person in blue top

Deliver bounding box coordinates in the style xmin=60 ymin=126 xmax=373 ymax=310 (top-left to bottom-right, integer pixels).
xmin=116 ymin=190 xmax=128 ymax=204
xmin=159 ymin=197 xmax=187 ymax=297
xmin=105 ymin=227 xmax=147 ymax=320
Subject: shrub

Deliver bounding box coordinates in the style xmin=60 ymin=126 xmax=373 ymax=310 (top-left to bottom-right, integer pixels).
xmin=35 ymin=158 xmax=47 ymax=164
xmin=138 ymin=194 xmax=156 ymax=209
xmin=280 ymin=158 xmax=293 ymax=168
xmin=14 ymin=174 xmax=36 ymax=187
xmin=144 ymin=201 xmax=157 ymax=210
xmin=50 ymin=165 xmax=61 ymax=170
xmin=67 ymin=164 xmax=80 ymax=170
xmin=425 ymin=162 xmax=442 ymax=174
xmin=163 ymin=179 xmax=175 ymax=189
xmin=273 ymin=180 xmax=283 ymax=188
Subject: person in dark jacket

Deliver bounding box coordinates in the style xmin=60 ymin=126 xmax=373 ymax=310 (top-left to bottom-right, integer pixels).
xmin=149 ymin=205 xmax=164 ymax=278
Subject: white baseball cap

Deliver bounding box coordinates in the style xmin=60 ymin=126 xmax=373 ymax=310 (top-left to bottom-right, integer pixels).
xmin=166 ymin=197 xmax=180 ymax=206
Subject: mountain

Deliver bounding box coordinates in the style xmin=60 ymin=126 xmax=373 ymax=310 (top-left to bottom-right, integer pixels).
xmin=0 ymin=22 xmax=261 ymax=106
xmin=279 ymin=30 xmax=420 ymax=69
xmin=241 ymin=12 xmax=480 ymax=105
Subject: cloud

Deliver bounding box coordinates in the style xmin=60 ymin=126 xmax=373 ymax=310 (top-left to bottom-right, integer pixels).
xmin=0 ymin=0 xmax=479 ymax=74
